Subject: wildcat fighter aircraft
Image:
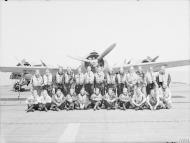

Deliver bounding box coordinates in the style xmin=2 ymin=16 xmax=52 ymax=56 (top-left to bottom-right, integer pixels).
xmin=0 ymin=43 xmax=190 ymax=91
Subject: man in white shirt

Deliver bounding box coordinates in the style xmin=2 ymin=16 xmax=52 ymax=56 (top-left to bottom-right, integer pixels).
xmin=43 ymin=69 xmax=53 ymax=96
xmin=54 ymin=67 xmax=65 ymax=93
xmin=31 ymin=70 xmax=43 ymax=95
xmin=156 ymin=66 xmax=171 ymax=88
xmin=91 ymin=88 xmax=102 ymax=110
xmin=94 ymin=66 xmax=105 ymax=96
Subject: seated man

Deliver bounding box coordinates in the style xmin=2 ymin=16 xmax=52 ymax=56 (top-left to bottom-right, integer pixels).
xmin=78 ymin=87 xmax=91 ymax=110
xmin=66 ymin=88 xmax=78 ymax=110
xmin=118 ymin=88 xmax=131 ymax=110
xmin=38 ymin=90 xmax=50 ymax=112
xmin=51 ymin=89 xmax=66 ymax=111
xmin=159 ymin=84 xmax=172 ymax=109
xmin=91 ymin=88 xmax=102 ymax=111
xmin=146 ymin=86 xmax=162 ymax=110
xmin=104 ymin=88 xmax=118 ymax=110
xmin=131 ymin=84 xmax=147 ymax=110
xmin=25 ymin=90 xmax=40 ymax=112
xmin=42 ymin=89 xmax=52 ymax=110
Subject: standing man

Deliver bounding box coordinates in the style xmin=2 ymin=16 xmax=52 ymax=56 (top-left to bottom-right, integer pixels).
xmin=105 ymin=68 xmax=116 ymax=93
xmin=31 ymin=69 xmax=43 ymax=95
xmin=145 ymin=67 xmax=157 ymax=95
xmin=54 ymin=67 xmax=65 ymax=93
xmin=116 ymin=67 xmax=127 ymax=96
xmin=84 ymin=66 xmax=94 ymax=98
xmin=126 ymin=66 xmax=139 ymax=96
xmin=136 ymin=66 xmax=146 ymax=95
xmin=156 ymin=66 xmax=171 ymax=88
xmin=94 ymin=66 xmax=105 ymax=96
xmin=75 ymin=67 xmax=85 ymax=95
xmin=43 ymin=69 xmax=53 ymax=96
xmin=64 ymin=67 xmax=75 ymax=95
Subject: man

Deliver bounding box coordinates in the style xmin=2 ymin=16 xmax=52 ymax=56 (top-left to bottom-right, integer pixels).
xmin=156 ymin=66 xmax=171 ymax=88
xmin=91 ymin=88 xmax=102 ymax=110
xmin=75 ymin=67 xmax=85 ymax=95
xmin=159 ymin=84 xmax=172 ymax=109
xmin=94 ymin=66 xmax=105 ymax=96
xmin=116 ymin=67 xmax=127 ymax=96
xmin=65 ymin=88 xmax=78 ymax=110
xmin=51 ymin=89 xmax=66 ymax=111
xmin=126 ymin=66 xmax=139 ymax=96
xmin=131 ymin=84 xmax=147 ymax=110
xmin=43 ymin=69 xmax=53 ymax=96
xmin=104 ymin=88 xmax=118 ymax=110
xmin=78 ymin=88 xmax=91 ymax=110
xmin=42 ymin=89 xmax=52 ymax=110
xmin=38 ymin=89 xmax=51 ymax=112
xmin=136 ymin=66 xmax=146 ymax=95
xmin=25 ymin=90 xmax=40 ymax=112
xmin=105 ymin=68 xmax=116 ymax=93
xmin=118 ymin=88 xmax=131 ymax=110
xmin=84 ymin=66 xmax=94 ymax=98
xmin=31 ymin=70 xmax=43 ymax=95
xmin=146 ymin=84 xmax=162 ymax=110
xmin=54 ymin=67 xmax=65 ymax=93
xmin=145 ymin=66 xmax=157 ymax=95
xmin=64 ymin=67 xmax=75 ymax=95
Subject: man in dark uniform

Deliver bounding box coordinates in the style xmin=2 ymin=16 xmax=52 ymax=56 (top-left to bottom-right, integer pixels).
xmin=64 ymin=67 xmax=75 ymax=95
xmin=75 ymin=67 xmax=85 ymax=95
xmin=116 ymin=67 xmax=126 ymax=96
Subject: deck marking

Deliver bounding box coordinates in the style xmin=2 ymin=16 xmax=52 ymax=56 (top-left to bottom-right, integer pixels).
xmin=57 ymin=123 xmax=80 ymax=143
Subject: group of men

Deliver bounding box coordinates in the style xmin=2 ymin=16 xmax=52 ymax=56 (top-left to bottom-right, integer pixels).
xmin=26 ymin=65 xmax=172 ymax=112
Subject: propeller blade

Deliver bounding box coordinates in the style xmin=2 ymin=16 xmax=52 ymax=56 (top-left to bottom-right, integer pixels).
xmin=67 ymin=55 xmax=90 ymax=63
xmin=151 ymin=56 xmax=159 ymax=62
xmin=40 ymin=60 xmax=47 ymax=67
xmin=97 ymin=43 xmax=116 ymax=60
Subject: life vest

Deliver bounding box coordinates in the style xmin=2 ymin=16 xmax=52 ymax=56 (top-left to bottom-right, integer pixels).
xmin=85 ymin=71 xmax=94 ymax=84
xmin=75 ymin=73 xmax=85 ymax=85
xmin=95 ymin=71 xmax=104 ymax=84
xmin=106 ymin=74 xmax=116 ymax=84
xmin=55 ymin=72 xmax=64 ymax=84
xmin=32 ymin=75 xmax=43 ymax=87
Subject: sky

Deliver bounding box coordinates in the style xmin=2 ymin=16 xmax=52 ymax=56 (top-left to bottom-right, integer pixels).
xmin=0 ymin=0 xmax=190 ymax=84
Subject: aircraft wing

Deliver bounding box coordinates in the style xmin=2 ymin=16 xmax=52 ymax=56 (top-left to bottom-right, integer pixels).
xmin=0 ymin=66 xmax=78 ymax=75
xmin=113 ymin=59 xmax=190 ymax=72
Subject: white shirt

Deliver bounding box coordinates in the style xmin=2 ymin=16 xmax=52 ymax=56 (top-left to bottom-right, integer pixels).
xmin=32 ymin=75 xmax=43 ymax=87
xmin=43 ymin=73 xmax=53 ymax=85
xmin=75 ymin=73 xmax=85 ymax=85
xmin=85 ymin=71 xmax=94 ymax=84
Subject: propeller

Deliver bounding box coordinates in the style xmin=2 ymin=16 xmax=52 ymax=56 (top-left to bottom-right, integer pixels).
xmin=151 ymin=56 xmax=159 ymax=62
xmin=40 ymin=60 xmax=47 ymax=67
xmin=67 ymin=55 xmax=90 ymax=63
xmin=97 ymin=43 xmax=116 ymax=60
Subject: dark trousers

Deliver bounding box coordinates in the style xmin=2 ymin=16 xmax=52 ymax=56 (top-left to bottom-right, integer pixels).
xmin=146 ymin=83 xmax=155 ymax=95
xmin=85 ymin=83 xmax=94 ymax=98
xmin=95 ymin=83 xmax=105 ymax=96
xmin=75 ymin=84 xmax=83 ymax=95
xmin=43 ymin=85 xmax=52 ymax=96
xmin=117 ymin=83 xmax=125 ymax=96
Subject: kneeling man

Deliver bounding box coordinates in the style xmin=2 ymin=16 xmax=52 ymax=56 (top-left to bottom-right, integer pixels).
xmin=118 ymin=88 xmax=131 ymax=110
xmin=104 ymin=88 xmax=118 ymax=110
xmin=78 ymin=88 xmax=91 ymax=110
xmin=91 ymin=88 xmax=102 ymax=110
xmin=51 ymin=89 xmax=66 ymax=111
xmin=131 ymin=85 xmax=146 ymax=110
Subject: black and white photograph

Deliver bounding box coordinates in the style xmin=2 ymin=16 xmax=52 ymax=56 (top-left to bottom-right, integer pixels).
xmin=0 ymin=0 xmax=190 ymax=142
